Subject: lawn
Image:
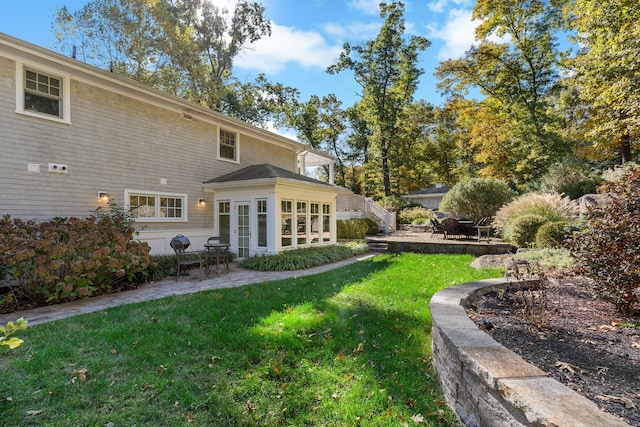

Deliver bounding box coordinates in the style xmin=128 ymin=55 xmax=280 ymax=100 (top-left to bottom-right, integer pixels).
xmin=0 ymin=253 xmax=502 ymax=426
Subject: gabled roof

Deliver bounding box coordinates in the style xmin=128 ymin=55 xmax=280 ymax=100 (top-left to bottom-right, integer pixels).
xmin=403 ymin=185 xmax=451 ymax=197
xmin=204 ymin=164 xmax=331 ymax=187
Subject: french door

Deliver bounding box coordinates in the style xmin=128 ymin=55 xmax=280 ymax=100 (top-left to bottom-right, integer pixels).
xmin=236 ymin=202 xmax=250 ymax=259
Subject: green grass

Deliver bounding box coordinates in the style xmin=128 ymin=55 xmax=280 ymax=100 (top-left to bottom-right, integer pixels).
xmin=0 ymin=253 xmax=502 ymax=426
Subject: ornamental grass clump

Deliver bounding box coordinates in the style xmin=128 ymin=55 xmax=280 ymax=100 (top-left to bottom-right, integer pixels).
xmin=494 ymin=192 xmax=578 ymax=243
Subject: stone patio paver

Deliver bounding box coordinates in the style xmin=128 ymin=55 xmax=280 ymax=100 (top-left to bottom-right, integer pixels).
xmin=0 ymin=254 xmax=376 ymax=327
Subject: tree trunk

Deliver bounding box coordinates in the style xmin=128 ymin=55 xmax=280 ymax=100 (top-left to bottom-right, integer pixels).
xmin=620 ymin=133 xmax=632 ymax=163
xmin=381 ymin=143 xmax=391 ymax=197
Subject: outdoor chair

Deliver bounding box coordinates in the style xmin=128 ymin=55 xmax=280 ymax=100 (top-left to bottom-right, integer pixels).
xmin=430 ymin=218 xmax=445 ymax=238
xmin=170 ymin=235 xmax=206 ymax=281
xmin=441 ymin=217 xmax=462 ymax=239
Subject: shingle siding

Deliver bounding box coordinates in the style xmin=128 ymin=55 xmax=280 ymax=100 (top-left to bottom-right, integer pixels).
xmin=1 ymin=55 xmax=297 ymax=231
xmin=0 ymin=34 xmax=340 ymax=256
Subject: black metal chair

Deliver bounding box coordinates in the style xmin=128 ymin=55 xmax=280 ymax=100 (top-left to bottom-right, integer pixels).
xmin=170 ymin=235 xmax=206 ymax=281
xmin=430 ymin=218 xmax=445 ymax=238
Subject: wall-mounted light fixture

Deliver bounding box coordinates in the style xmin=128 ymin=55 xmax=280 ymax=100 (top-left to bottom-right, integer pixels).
xmin=98 ymin=192 xmax=110 ymax=203
xmin=198 ymin=198 xmax=206 ymax=207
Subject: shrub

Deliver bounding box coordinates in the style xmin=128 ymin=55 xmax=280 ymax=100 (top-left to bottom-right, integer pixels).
xmin=398 ymin=206 xmax=434 ymax=224
xmin=509 ymin=214 xmax=549 ymax=247
xmin=513 ymin=248 xmax=575 ymax=270
xmin=146 ymin=254 xmax=178 ymax=281
xmin=534 ymin=221 xmax=581 ymax=249
xmin=570 ymin=165 xmax=640 ymax=314
xmin=362 ymin=217 xmax=381 ymax=235
xmin=439 ymin=178 xmax=515 ymax=223
xmin=241 ymin=244 xmax=365 ymax=271
xmin=411 ymin=218 xmax=430 ymax=226
xmin=337 ymin=219 xmax=369 ymax=239
xmin=0 ymin=212 xmax=151 ymax=308
xmin=536 ymin=157 xmax=603 ymax=199
xmin=494 ymin=192 xmax=578 ymax=241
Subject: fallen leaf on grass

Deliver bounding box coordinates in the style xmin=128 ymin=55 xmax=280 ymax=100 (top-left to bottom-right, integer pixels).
xmin=555 ymin=361 xmax=580 ymax=374
xmin=71 ymin=369 xmax=88 ymax=382
xmin=242 ymin=400 xmax=257 ymax=415
xmin=352 ymin=343 xmax=364 ymax=355
xmin=596 ymin=394 xmax=637 ymax=409
xmin=411 ymin=413 xmax=426 ymax=424
xmin=26 ymin=410 xmax=43 ymax=416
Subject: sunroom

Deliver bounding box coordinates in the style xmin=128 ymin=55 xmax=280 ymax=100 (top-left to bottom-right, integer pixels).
xmin=203 ymin=164 xmax=351 ymax=259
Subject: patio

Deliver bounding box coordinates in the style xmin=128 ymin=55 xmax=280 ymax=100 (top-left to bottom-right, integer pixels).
xmin=366 ymin=229 xmax=515 ymax=257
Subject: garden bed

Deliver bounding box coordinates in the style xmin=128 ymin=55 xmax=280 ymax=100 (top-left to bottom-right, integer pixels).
xmin=466 ymin=275 xmax=640 ymax=426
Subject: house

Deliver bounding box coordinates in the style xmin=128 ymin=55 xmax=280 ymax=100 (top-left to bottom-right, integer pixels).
xmin=401 ymin=183 xmax=451 ymax=211
xmin=0 ymin=32 xmax=351 ymax=258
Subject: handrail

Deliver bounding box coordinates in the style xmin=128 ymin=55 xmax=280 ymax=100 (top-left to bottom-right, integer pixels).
xmin=364 ymin=197 xmax=396 ymax=233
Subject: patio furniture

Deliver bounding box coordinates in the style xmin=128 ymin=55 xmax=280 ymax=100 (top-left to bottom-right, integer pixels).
xmin=473 ymin=218 xmax=491 ymax=242
xmin=457 ymin=219 xmax=475 ymax=239
xmin=430 ymin=218 xmax=445 ymax=238
xmin=170 ymin=235 xmax=206 ymax=281
xmin=204 ymin=236 xmax=230 ymax=274
xmin=441 ymin=217 xmax=462 ymax=239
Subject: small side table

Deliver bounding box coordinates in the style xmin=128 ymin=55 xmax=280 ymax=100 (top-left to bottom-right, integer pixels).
xmin=477 ymin=225 xmax=492 ymax=242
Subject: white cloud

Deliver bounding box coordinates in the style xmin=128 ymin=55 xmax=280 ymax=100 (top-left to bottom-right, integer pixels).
xmin=321 ymin=21 xmax=381 ymax=42
xmin=235 ymin=23 xmax=342 ymax=74
xmin=263 ymin=121 xmax=299 ymax=141
xmin=427 ymin=0 xmax=474 ymax=13
xmin=426 ymin=8 xmax=477 ymax=60
xmin=348 ymin=0 xmax=381 ymax=15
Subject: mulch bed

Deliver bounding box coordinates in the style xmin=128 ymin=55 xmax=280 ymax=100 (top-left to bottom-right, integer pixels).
xmin=466 ymin=274 xmax=640 ymax=426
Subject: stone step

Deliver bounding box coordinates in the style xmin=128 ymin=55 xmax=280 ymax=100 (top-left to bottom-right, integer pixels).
xmin=368 ymin=242 xmax=388 ymax=253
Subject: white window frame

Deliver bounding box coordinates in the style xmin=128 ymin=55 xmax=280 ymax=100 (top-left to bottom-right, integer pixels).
xmin=125 ymin=189 xmax=188 ymax=223
xmin=217 ymin=200 xmax=231 ymax=243
xmin=15 ymin=61 xmax=71 ymax=124
xmin=218 ymin=128 xmax=240 ymax=163
xmin=257 ymin=198 xmax=268 ymax=248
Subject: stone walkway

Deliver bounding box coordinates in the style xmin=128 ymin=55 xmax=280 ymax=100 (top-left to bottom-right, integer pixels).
xmin=0 ymin=254 xmax=376 ymax=327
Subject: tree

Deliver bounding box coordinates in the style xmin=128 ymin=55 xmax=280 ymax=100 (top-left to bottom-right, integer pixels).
xmin=328 ymin=2 xmax=430 ymax=197
xmin=566 ymin=0 xmax=640 ymax=162
xmin=54 ymin=0 xmax=273 ymax=122
xmin=436 ymin=0 xmax=569 ymax=187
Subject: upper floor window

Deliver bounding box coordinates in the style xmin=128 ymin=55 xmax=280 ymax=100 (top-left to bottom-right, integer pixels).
xmin=16 ymin=63 xmax=71 ymax=123
xmin=219 ymin=129 xmax=239 ymax=162
xmin=25 ymin=69 xmax=61 ymax=117
xmin=126 ymin=190 xmax=187 ymax=222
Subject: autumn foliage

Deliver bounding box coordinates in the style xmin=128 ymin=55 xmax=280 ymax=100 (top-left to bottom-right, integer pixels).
xmin=570 ymin=166 xmax=640 ymax=314
xmin=0 ymin=214 xmax=151 ymax=308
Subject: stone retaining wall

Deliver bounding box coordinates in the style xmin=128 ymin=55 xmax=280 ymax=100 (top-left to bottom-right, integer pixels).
xmin=430 ymin=278 xmax=631 ymax=427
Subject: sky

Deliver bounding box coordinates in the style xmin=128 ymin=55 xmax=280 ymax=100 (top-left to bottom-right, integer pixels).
xmin=0 ymin=0 xmax=481 ymax=109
